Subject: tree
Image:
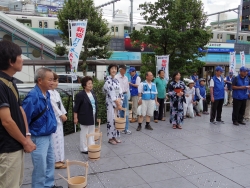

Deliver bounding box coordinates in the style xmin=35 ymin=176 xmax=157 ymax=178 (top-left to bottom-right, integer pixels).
xmin=130 ymin=0 xmax=212 ymax=77
xmin=56 ymin=0 xmax=111 ymax=75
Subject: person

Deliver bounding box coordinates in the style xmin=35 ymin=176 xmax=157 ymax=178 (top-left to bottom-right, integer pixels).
xmin=224 ymin=72 xmax=234 ymax=105
xmin=192 ymin=101 xmax=201 ymax=117
xmin=232 ymin=66 xmax=249 ymax=125
xmin=169 ymin=72 xmax=186 ymax=129
xmin=115 ymin=65 xmax=131 ymax=134
xmin=136 ymin=72 xmax=159 ymax=131
xmin=74 ymin=76 xmax=97 ymax=153
xmin=49 ymin=72 xmax=67 ymax=169
xmin=103 ymin=64 xmax=123 ymax=145
xmin=22 ymin=67 xmax=62 ymax=188
xmin=153 ymin=70 xmax=167 ymax=123
xmin=207 ymin=72 xmax=211 ymax=86
xmin=129 ymin=67 xmax=141 ymax=123
xmin=190 ymin=71 xmax=199 ymax=86
xmin=183 ymin=80 xmax=195 ymax=118
xmin=196 ymin=78 xmax=209 ymax=114
xmin=103 ymin=71 xmax=107 ymax=80
xmin=209 ymin=66 xmax=225 ymax=125
xmin=0 ymin=41 xmax=36 ymax=188
xmin=244 ymin=71 xmax=250 ymax=120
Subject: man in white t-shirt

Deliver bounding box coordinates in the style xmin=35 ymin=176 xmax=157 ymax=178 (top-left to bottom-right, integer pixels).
xmin=137 ymin=72 xmax=159 ymax=131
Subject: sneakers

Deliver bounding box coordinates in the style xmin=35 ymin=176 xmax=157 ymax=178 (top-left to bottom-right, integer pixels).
xmin=52 ymin=186 xmax=63 ymax=188
xmin=233 ymin=122 xmax=239 ymax=126
xmin=238 ymin=121 xmax=246 ymax=125
xmin=145 ymin=124 xmax=153 ymax=130
xmin=136 ymin=125 xmax=141 ymax=131
xmin=130 ymin=118 xmax=137 ymax=123
xmin=217 ymin=120 xmax=224 ymax=124
xmin=121 ymin=130 xmax=132 ymax=134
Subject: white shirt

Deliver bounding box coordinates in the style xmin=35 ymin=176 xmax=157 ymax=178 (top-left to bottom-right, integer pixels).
xmin=138 ymin=81 xmax=158 ymax=94
xmin=115 ymin=73 xmax=129 ymax=93
xmin=210 ymin=77 xmax=222 ymax=87
xmin=185 ymin=86 xmax=195 ymax=96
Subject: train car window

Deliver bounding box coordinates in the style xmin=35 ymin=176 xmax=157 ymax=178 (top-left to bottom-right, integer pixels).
xmin=16 ymin=19 xmax=32 ymax=27
xmin=39 ymin=21 xmax=43 ymax=28
xmin=44 ymin=21 xmax=48 ymax=28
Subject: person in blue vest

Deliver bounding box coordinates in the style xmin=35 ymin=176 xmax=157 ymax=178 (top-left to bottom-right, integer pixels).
xmin=232 ymin=66 xmax=250 ymax=125
xmin=136 ymin=72 xmax=159 ymax=131
xmin=209 ymin=66 xmax=225 ymax=124
xmin=244 ymin=71 xmax=250 ymax=120
xmin=129 ymin=67 xmax=141 ymax=123
xmin=190 ymin=71 xmax=199 ymax=86
xmin=196 ymin=78 xmax=209 ymax=114
xmin=224 ymin=71 xmax=234 ymax=105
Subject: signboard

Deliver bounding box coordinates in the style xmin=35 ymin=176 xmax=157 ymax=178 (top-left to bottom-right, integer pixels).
xmin=199 ymin=43 xmax=235 ymax=53
xmin=124 ymin=36 xmax=154 ymax=52
xmin=109 ymin=51 xmax=141 ymax=60
xmin=156 ymin=55 xmax=169 ymax=82
xmin=240 ymin=51 xmax=245 ymax=66
xmin=68 ymin=20 xmax=87 ymax=80
xmin=229 ymin=52 xmax=236 ymax=73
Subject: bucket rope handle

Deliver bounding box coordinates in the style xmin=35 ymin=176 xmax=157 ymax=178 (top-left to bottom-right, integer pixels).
xmin=97 ymin=118 xmax=101 ymax=130
xmin=86 ymin=132 xmax=102 ymax=148
xmin=114 ymin=108 xmax=126 ymax=118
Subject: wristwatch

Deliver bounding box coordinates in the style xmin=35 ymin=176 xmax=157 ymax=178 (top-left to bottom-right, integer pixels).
xmin=26 ymin=133 xmax=31 ymax=136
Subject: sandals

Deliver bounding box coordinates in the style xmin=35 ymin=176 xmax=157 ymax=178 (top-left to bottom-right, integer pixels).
xmin=113 ymin=138 xmax=121 ymax=143
xmin=172 ymin=125 xmax=177 ymax=129
xmin=177 ymin=125 xmax=182 ymax=129
xmin=108 ymin=139 xmax=117 ymax=145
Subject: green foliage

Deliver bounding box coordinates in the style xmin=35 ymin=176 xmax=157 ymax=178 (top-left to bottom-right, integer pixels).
xmin=130 ymin=0 xmax=211 ymax=76
xmin=92 ymin=79 xmax=107 ymax=124
xmin=56 ymin=0 xmax=112 ymax=66
xmin=140 ymin=54 xmax=157 ymax=81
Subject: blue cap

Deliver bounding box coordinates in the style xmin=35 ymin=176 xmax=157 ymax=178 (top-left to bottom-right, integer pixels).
xmin=229 ymin=72 xmax=233 ymax=75
xmin=215 ymin=66 xmax=223 ymax=72
xmin=129 ymin=67 xmax=136 ymax=72
xmin=240 ymin=66 xmax=248 ymax=72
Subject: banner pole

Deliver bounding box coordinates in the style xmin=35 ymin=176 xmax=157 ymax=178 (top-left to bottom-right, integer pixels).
xmin=155 ymin=55 xmax=157 ymax=77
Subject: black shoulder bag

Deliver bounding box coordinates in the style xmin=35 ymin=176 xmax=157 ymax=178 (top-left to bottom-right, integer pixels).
xmin=30 ymin=106 xmax=47 ymax=126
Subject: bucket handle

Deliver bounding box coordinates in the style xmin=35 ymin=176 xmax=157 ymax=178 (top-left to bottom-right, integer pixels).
xmin=97 ymin=118 xmax=101 ymax=130
xmin=115 ymin=108 xmax=126 ymax=118
xmin=65 ymin=160 xmax=89 ymax=181
xmin=58 ymin=174 xmax=68 ymax=182
xmin=86 ymin=132 xmax=102 ymax=148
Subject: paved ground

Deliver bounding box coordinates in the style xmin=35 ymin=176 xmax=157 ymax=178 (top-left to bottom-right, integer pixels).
xmin=21 ymin=106 xmax=250 ymax=188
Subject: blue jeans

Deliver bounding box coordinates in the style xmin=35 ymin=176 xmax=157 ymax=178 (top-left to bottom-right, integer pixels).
xmin=31 ymin=135 xmax=55 ymax=188
xmin=120 ymin=93 xmax=129 ymax=131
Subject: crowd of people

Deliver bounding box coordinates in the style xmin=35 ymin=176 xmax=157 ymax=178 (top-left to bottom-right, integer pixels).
xmin=1 ymin=40 xmax=250 ymax=188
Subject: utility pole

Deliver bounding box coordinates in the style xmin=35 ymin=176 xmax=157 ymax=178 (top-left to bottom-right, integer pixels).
xmin=236 ymin=5 xmax=241 ymax=44
xmin=113 ymin=2 xmax=115 ymax=18
xmin=130 ymin=0 xmax=133 ymax=33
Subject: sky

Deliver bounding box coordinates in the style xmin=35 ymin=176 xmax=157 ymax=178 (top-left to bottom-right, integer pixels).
xmin=94 ymin=0 xmax=241 ymax=25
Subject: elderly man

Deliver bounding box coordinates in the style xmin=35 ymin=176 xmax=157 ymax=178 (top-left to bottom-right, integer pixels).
xmin=210 ymin=66 xmax=225 ymax=125
xmin=115 ymin=65 xmax=131 ymax=134
xmin=232 ymin=66 xmax=249 ymax=125
xmin=129 ymin=67 xmax=141 ymax=123
xmin=137 ymin=72 xmax=159 ymax=131
xmin=22 ymin=68 xmax=62 ymax=188
xmin=153 ymin=70 xmax=167 ymax=123
xmin=224 ymin=71 xmax=234 ymax=105
xmin=0 ymin=41 xmax=36 ymax=188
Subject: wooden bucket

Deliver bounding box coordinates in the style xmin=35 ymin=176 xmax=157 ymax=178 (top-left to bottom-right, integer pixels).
xmin=115 ymin=108 xmax=126 ymax=131
xmin=87 ymin=132 xmax=102 ymax=161
xmin=94 ymin=119 xmax=101 ymax=141
xmin=58 ymin=160 xmax=88 ymax=188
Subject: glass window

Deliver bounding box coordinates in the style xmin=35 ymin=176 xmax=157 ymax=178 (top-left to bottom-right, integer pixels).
xmin=115 ymin=27 xmax=118 ymax=32
xmin=111 ymin=26 xmax=114 ymax=32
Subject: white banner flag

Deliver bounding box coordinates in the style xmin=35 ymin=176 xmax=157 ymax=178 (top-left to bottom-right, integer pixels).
xmin=240 ymin=51 xmax=245 ymax=67
xmin=229 ymin=52 xmax=236 ymax=74
xmin=68 ymin=20 xmax=87 ymax=80
xmin=156 ymin=55 xmax=169 ymax=82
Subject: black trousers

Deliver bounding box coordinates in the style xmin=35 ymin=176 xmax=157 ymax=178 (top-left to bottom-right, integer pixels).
xmin=203 ymin=100 xmax=208 ymax=112
xmin=210 ymin=99 xmax=224 ymax=122
xmin=154 ymin=98 xmax=165 ymax=120
xmin=232 ymin=98 xmax=247 ymax=123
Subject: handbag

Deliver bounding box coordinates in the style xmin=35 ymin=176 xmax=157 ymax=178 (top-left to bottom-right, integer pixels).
xmin=0 ymin=77 xmax=18 ymax=101
xmin=30 ymin=105 xmax=47 ymax=126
